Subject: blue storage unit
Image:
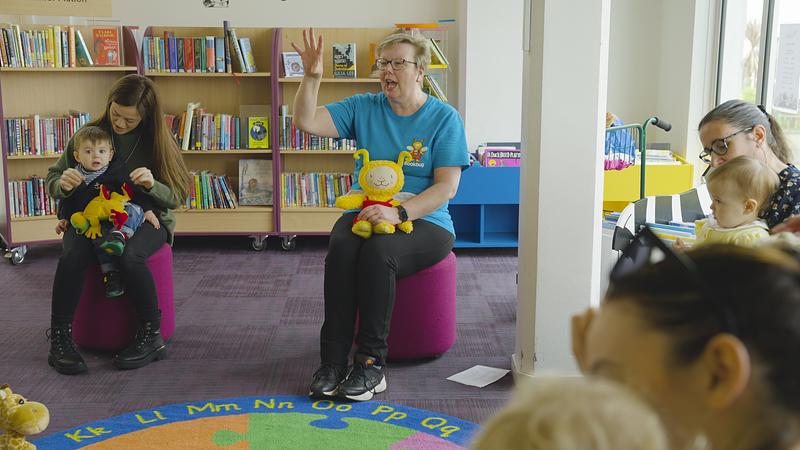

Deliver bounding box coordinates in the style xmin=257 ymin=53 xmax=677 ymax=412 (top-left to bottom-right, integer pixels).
xmin=449 ymin=166 xmax=520 ymax=248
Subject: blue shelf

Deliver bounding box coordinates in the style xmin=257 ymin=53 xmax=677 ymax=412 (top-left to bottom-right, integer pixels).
xmin=450 ymin=166 xmax=519 ymax=248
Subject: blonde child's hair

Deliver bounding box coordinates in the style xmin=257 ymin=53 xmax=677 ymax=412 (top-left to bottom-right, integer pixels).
xmin=470 ymin=376 xmax=669 ymax=450
xmin=706 ymin=156 xmax=779 ymax=214
xmin=72 ymin=125 xmax=113 ymax=151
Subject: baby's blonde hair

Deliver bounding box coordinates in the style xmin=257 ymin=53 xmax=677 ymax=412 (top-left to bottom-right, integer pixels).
xmin=706 ymin=156 xmax=779 ymax=212
xmin=470 ymin=377 xmax=669 ymax=450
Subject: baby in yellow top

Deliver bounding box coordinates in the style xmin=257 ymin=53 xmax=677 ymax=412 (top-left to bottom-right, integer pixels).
xmin=696 ymin=156 xmax=779 ymax=247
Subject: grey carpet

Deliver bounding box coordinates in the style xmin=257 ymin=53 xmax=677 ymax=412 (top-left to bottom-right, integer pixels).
xmin=0 ymin=236 xmax=517 ymax=435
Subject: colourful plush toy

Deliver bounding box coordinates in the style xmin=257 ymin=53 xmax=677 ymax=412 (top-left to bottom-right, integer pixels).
xmin=335 ymin=149 xmax=414 ymax=239
xmin=70 ymin=183 xmax=133 ymax=240
xmin=0 ymin=384 xmax=49 ymax=450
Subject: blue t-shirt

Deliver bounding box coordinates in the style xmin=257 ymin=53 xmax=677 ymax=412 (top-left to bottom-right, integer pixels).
xmin=326 ymin=92 xmax=469 ymax=236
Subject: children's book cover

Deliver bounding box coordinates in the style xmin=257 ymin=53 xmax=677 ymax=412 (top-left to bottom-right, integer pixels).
xmin=92 ymin=27 xmax=120 ymax=66
xmin=238 ymin=159 xmax=273 ymax=206
xmin=332 ymin=43 xmax=356 ymax=78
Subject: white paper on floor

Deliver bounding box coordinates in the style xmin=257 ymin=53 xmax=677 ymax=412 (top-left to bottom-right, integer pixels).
xmin=447 ymin=365 xmax=510 ymax=388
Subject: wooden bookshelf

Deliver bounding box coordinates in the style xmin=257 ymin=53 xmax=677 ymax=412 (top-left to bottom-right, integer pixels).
xmin=144 ymin=26 xmax=275 ymax=241
xmin=0 ymin=25 xmax=140 ymax=260
xmin=274 ymin=28 xmax=394 ymax=239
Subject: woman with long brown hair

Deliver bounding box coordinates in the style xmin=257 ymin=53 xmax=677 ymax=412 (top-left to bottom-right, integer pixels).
xmin=45 ymin=74 xmax=190 ymax=374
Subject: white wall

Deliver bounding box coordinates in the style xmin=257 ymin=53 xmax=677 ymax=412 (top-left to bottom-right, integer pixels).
xmin=607 ymin=0 xmax=661 ymax=126
xmin=515 ymin=0 xmax=610 ymax=376
xmin=458 ymin=0 xmax=523 ymax=152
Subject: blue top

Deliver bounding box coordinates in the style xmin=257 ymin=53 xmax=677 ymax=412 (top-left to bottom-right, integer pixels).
xmin=763 ymin=164 xmax=800 ymax=228
xmin=326 ymin=92 xmax=469 ymax=235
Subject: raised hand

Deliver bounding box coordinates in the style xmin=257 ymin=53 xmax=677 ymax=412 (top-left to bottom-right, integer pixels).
xmin=291 ymin=28 xmax=324 ymax=79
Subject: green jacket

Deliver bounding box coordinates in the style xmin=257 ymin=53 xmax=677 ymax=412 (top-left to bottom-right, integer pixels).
xmin=46 ymin=125 xmax=179 ymax=245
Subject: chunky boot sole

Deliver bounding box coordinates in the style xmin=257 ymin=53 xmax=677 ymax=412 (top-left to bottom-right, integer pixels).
xmin=48 ymin=354 xmax=87 ymax=375
xmin=113 ymin=346 xmax=166 ymax=370
xmin=341 ymin=376 xmax=387 ymax=402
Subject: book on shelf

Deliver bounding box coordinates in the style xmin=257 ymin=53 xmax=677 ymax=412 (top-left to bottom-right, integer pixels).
xmin=4 ymin=111 xmax=90 ymax=156
xmin=222 ymin=20 xmax=233 ymax=73
xmin=278 ymin=104 xmax=357 ymax=150
xmin=213 ymin=36 xmax=225 ymax=73
xmin=8 ymin=177 xmax=57 ymax=218
xmin=247 ymin=116 xmax=269 ymax=149
xmin=238 ymin=159 xmax=273 ymax=206
xmin=74 ymin=29 xmax=93 ymax=66
xmin=281 ymin=172 xmax=353 ymax=208
xmin=92 ymin=27 xmax=120 ymax=66
xmin=239 ymin=104 xmax=270 ymax=148
xmin=428 ymin=38 xmax=449 ymax=66
xmin=170 ymin=102 xmax=243 ymax=151
xmin=0 ymin=24 xmax=107 ymax=68
xmin=422 ymin=75 xmax=446 ymax=101
xmin=281 ymin=51 xmax=304 ymax=77
xmin=332 ymin=43 xmax=356 ymax=78
xmin=185 ymin=171 xmax=238 ymax=210
xmin=225 ymin=20 xmax=247 ymax=73
xmin=238 ymin=37 xmax=257 ymax=72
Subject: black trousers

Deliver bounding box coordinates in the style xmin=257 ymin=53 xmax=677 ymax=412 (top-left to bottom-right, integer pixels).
xmin=321 ymin=212 xmax=454 ymax=366
xmin=51 ymin=222 xmax=167 ymax=323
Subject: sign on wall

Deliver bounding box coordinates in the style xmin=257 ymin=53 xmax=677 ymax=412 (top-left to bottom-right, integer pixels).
xmin=0 ymin=0 xmax=112 ymax=17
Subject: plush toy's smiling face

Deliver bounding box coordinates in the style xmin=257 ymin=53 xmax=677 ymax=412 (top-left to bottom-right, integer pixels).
xmin=366 ymin=166 xmax=399 ymax=191
xmin=0 ymin=385 xmax=50 ymax=436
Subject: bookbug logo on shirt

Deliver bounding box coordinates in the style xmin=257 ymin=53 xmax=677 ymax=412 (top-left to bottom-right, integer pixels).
xmin=404 ymin=138 xmax=428 ymax=168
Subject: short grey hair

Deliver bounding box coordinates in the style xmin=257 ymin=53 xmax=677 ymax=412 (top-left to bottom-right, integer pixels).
xmin=376 ymin=32 xmax=431 ymax=72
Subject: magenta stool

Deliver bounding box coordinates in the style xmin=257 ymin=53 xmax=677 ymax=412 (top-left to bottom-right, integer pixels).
xmin=72 ymin=244 xmax=175 ymax=351
xmin=387 ymin=251 xmax=457 ymax=360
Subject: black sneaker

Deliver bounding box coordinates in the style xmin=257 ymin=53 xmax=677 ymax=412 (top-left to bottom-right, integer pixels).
xmin=104 ymin=271 xmax=125 ymax=298
xmin=309 ymin=363 xmax=348 ymax=398
xmin=337 ymin=355 xmax=386 ymax=401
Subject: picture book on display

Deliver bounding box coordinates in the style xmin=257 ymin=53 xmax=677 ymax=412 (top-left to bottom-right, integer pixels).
xmin=238 ymin=159 xmax=273 ymax=206
xmin=332 ymin=43 xmax=356 ymax=78
xmin=282 ymin=51 xmax=304 ymax=77
xmin=92 ymin=27 xmax=120 ymax=66
xmin=248 ymin=116 xmax=269 ymax=149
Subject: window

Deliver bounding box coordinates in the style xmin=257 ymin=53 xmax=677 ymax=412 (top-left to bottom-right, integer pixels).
xmin=719 ymin=0 xmax=800 ymax=159
xmin=768 ymin=1 xmax=800 ymax=156
xmin=717 ymin=0 xmax=764 ymax=104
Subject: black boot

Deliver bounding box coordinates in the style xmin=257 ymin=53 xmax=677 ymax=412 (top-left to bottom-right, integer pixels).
xmin=47 ymin=322 xmax=87 ymax=375
xmin=113 ymin=316 xmax=166 ymax=370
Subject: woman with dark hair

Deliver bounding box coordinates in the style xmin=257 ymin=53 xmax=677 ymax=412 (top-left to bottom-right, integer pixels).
xmin=46 ymin=74 xmax=191 ymax=374
xmin=699 ymin=100 xmax=800 ymax=228
xmin=573 ymin=233 xmax=800 ymax=450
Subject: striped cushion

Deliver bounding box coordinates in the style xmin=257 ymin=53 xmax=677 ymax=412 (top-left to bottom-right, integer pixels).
xmin=612 ymin=184 xmax=711 ymax=251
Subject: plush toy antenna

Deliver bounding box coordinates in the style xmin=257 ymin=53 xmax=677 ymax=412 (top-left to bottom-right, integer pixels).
xmin=100 ymin=184 xmax=111 ymax=200
xmin=354 ymin=149 xmax=370 ymax=164
xmin=396 ymin=151 xmax=412 ymax=166
xmin=121 ymin=182 xmax=134 ymax=199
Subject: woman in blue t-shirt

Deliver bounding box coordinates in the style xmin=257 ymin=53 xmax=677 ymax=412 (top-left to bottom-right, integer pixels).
xmin=291 ymin=28 xmax=469 ymax=401
xmin=699 ymin=100 xmax=800 ymax=229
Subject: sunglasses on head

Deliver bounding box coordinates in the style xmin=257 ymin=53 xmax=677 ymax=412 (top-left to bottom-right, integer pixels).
xmin=609 ymin=226 xmax=739 ymax=335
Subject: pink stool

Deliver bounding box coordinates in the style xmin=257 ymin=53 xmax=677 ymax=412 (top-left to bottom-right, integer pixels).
xmin=72 ymin=244 xmax=175 ymax=351
xmin=387 ymin=251 xmax=457 ymax=360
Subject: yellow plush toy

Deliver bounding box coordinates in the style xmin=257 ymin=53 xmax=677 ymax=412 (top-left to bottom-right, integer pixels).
xmin=0 ymin=384 xmax=49 ymax=450
xmin=70 ymin=183 xmax=133 ymax=240
xmin=335 ymin=149 xmax=414 ymax=239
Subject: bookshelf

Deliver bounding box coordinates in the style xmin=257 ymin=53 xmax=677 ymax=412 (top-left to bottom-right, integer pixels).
xmin=0 ymin=25 xmax=139 ymax=264
xmin=450 ymin=166 xmax=519 ymax=248
xmin=143 ymin=26 xmax=274 ymax=250
xmin=272 ymin=27 xmax=394 ymax=250
xmin=395 ymin=23 xmax=450 ymax=103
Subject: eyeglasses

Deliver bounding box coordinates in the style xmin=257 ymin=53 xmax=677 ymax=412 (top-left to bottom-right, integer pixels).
xmin=699 ymin=126 xmax=754 ymax=164
xmin=375 ymin=58 xmax=418 ymax=71
xmin=610 ymin=226 xmax=739 ymax=335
